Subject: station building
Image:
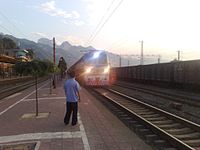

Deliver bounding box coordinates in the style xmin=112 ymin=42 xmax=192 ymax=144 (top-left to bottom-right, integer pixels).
xmin=0 ymin=49 xmax=31 ymax=78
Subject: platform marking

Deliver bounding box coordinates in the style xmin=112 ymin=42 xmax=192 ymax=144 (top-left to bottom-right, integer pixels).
xmin=0 ymin=131 xmax=82 ymax=143
xmin=0 ymin=113 xmax=91 ymax=150
xmin=5 ymin=93 xmax=22 ymax=99
xmin=0 ymin=93 xmax=22 ymax=105
xmin=23 ymin=97 xmax=66 ymax=102
xmin=0 ymin=82 xmax=49 ymax=116
xmin=78 ymin=114 xmax=91 ymax=150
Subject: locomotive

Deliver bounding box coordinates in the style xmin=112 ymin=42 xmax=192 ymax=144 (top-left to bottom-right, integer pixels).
xmin=68 ymin=50 xmax=112 ymax=86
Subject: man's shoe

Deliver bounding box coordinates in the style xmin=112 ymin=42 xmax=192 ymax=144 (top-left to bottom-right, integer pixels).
xmin=64 ymin=122 xmax=69 ymax=125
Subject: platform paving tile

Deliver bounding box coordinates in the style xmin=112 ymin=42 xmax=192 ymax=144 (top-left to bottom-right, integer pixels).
xmin=0 ymin=79 xmax=153 ymax=150
xmin=79 ymin=88 xmax=153 ymax=150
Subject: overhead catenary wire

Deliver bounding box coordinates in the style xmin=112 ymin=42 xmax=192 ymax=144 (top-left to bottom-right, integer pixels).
xmin=108 ymin=37 xmax=129 ymax=51
xmin=0 ymin=24 xmax=13 ymax=35
xmin=85 ymin=0 xmax=116 ymax=46
xmin=0 ymin=11 xmax=26 ymax=37
xmin=86 ymin=0 xmax=124 ymax=46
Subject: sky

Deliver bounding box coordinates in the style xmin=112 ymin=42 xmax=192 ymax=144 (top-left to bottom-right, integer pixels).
xmin=0 ymin=0 xmax=200 ymax=63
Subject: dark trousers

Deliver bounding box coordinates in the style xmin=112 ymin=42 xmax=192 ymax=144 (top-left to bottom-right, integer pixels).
xmin=64 ymin=102 xmax=78 ymax=125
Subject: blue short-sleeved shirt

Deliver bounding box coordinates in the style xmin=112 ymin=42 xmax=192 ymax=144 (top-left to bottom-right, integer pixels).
xmin=64 ymin=78 xmax=81 ymax=102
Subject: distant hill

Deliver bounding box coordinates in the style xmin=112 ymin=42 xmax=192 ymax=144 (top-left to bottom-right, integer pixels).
xmin=0 ymin=34 xmax=97 ymax=67
xmin=0 ymin=33 xmax=162 ymax=67
xmin=59 ymin=41 xmax=72 ymax=50
xmin=37 ymin=38 xmax=54 ymax=47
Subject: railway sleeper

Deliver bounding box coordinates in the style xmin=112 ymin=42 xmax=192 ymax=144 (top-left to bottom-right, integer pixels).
xmin=146 ymin=116 xmax=167 ymax=121
xmin=117 ymin=114 xmax=133 ymax=123
xmin=136 ymin=111 xmax=155 ymax=115
xmin=144 ymin=134 xmax=159 ymax=144
xmin=122 ymin=117 xmax=134 ymax=126
xmin=169 ymin=102 xmax=183 ymax=111
xmin=184 ymin=138 xmax=200 ymax=147
xmin=152 ymin=120 xmax=174 ymax=125
xmin=106 ymin=105 xmax=117 ymax=110
xmin=110 ymin=107 xmax=122 ymax=113
xmin=131 ymin=124 xmax=144 ymax=132
xmin=137 ymin=128 xmax=152 ymax=138
xmin=118 ymin=113 xmax=129 ymax=118
xmin=166 ymin=127 xmax=193 ymax=135
xmin=158 ymin=123 xmax=182 ymax=129
xmin=127 ymin=120 xmax=138 ymax=128
xmin=153 ymin=139 xmax=169 ymax=150
xmin=143 ymin=132 xmax=177 ymax=150
xmin=133 ymin=109 xmax=150 ymax=112
xmin=135 ymin=130 xmax=177 ymax=150
xmin=114 ymin=111 xmax=126 ymax=115
xmin=141 ymin=114 xmax=160 ymax=118
xmin=174 ymin=132 xmax=200 ymax=140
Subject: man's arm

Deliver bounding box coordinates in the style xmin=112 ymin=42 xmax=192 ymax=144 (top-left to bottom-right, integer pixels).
xmin=64 ymin=83 xmax=67 ymax=97
xmin=77 ymin=91 xmax=81 ymax=102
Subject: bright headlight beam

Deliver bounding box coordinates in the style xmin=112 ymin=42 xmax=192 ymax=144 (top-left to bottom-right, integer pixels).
xmin=93 ymin=51 xmax=101 ymax=59
xmin=85 ymin=67 xmax=92 ymax=73
xmin=103 ymin=66 xmax=110 ymax=73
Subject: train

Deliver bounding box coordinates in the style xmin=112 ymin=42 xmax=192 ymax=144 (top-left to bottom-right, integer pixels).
xmin=112 ymin=59 xmax=200 ymax=90
xmin=68 ymin=50 xmax=115 ymax=86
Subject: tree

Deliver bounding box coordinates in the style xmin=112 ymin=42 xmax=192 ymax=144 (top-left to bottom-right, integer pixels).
xmin=58 ymin=57 xmax=67 ymax=78
xmin=14 ymin=60 xmax=54 ymax=77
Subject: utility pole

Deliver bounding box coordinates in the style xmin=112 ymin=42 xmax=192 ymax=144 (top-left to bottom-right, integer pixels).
xmin=177 ymin=50 xmax=180 ymax=61
xmin=140 ymin=40 xmax=144 ymax=65
xmin=119 ymin=55 xmax=121 ymax=67
xmin=158 ymin=55 xmax=161 ymax=64
xmin=53 ymin=37 xmax=56 ymax=88
xmin=53 ymin=37 xmax=56 ymax=64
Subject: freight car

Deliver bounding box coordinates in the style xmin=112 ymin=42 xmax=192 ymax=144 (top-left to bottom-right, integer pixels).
xmin=113 ymin=59 xmax=200 ymax=90
xmin=68 ymin=50 xmax=111 ymax=86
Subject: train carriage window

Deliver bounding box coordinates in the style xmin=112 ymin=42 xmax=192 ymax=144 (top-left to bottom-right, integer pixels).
xmin=83 ymin=51 xmax=107 ymax=65
xmin=98 ymin=53 xmax=107 ymax=65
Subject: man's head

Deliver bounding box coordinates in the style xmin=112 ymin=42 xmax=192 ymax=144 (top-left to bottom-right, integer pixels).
xmin=68 ymin=70 xmax=75 ymax=78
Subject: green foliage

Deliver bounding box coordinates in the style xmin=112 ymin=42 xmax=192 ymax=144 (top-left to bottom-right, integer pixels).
xmin=58 ymin=57 xmax=67 ymax=71
xmin=26 ymin=49 xmax=34 ymax=59
xmin=14 ymin=59 xmax=55 ymax=76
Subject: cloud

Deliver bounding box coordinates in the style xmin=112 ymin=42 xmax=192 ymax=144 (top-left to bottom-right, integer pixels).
xmin=72 ymin=11 xmax=80 ymax=19
xmin=39 ymin=1 xmax=79 ymax=19
xmin=38 ymin=1 xmax=85 ymax=26
xmin=74 ymin=20 xmax=85 ymax=26
xmin=61 ymin=19 xmax=85 ymax=26
xmin=32 ymin=32 xmax=47 ymax=37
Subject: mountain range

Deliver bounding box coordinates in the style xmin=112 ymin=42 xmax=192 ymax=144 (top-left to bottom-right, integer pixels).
xmin=0 ymin=34 xmax=96 ymax=67
xmin=0 ymin=33 xmax=162 ymax=67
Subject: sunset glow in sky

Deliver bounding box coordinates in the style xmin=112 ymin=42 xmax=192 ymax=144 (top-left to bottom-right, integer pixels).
xmin=1 ymin=0 xmax=200 ymax=62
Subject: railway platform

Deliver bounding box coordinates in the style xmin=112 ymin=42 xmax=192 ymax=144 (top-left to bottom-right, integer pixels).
xmin=0 ymin=78 xmax=153 ymax=150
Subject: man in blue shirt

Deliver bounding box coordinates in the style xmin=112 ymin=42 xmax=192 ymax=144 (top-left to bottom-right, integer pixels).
xmin=64 ymin=70 xmax=81 ymax=126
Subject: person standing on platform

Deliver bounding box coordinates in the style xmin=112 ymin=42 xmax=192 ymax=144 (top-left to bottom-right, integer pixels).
xmin=63 ymin=70 xmax=81 ymax=126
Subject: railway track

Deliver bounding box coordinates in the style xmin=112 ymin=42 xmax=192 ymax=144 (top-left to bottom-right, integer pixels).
xmin=89 ymin=87 xmax=200 ymax=150
xmin=0 ymin=76 xmax=49 ymax=100
xmin=115 ymin=81 xmax=200 ymax=108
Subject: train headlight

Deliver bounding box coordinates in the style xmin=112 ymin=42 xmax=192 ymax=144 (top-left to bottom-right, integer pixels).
xmin=85 ymin=67 xmax=93 ymax=74
xmin=103 ymin=66 xmax=110 ymax=74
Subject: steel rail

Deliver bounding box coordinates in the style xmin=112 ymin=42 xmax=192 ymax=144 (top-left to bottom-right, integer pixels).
xmin=91 ymin=88 xmax=200 ymax=150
